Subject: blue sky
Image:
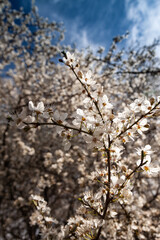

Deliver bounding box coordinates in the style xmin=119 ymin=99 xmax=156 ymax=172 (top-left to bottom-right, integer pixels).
xmin=35 ymin=0 xmax=127 ymax=50
xmin=10 ymin=0 xmax=160 ymax=52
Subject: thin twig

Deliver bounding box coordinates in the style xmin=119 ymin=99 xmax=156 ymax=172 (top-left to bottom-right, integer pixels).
xmin=24 ymin=121 xmax=92 ymax=135
xmin=71 ymin=66 xmax=105 ymax=124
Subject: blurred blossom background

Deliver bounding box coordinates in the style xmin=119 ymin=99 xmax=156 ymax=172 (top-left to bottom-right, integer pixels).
xmin=9 ymin=0 xmax=160 ymax=52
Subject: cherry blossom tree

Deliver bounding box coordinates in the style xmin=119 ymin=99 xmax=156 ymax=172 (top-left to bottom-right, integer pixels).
xmin=0 ymin=1 xmax=160 ymax=240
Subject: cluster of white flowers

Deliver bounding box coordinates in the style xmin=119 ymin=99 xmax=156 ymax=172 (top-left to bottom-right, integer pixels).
xmin=136 ymin=145 xmax=159 ymax=175
xmin=30 ymin=195 xmax=58 ymax=238
xmin=8 ymin=52 xmax=160 ymax=239
xmin=2 ymin=1 xmax=160 ymax=237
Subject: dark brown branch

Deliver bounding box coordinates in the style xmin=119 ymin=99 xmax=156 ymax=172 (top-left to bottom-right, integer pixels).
xmin=106 ymin=69 xmax=160 ymax=76
xmin=119 ymin=202 xmax=131 ymax=220
xmin=115 ymin=151 xmax=146 ymax=198
xmin=24 ymin=120 xmax=92 ymax=136
xmin=81 ymin=200 xmax=102 ymax=218
xmin=143 ymin=178 xmax=160 ymax=209
xmin=117 ymin=69 xmax=160 ymax=75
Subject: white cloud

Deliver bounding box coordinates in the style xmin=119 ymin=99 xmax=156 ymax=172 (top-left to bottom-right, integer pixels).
xmin=125 ymin=0 xmax=160 ymax=46
xmin=50 ymin=11 xmax=102 ymax=52
xmin=69 ymin=24 xmax=101 ymax=52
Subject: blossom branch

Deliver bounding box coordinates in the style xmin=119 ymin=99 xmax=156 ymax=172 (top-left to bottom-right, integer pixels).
xmin=142 ymin=178 xmax=160 ymax=210
xmin=70 ymin=66 xmax=105 ymax=124
xmin=112 ymin=100 xmax=160 ymax=144
xmin=103 ymin=69 xmax=160 ymax=76
xmin=117 ymin=151 xmax=147 ymax=194
xmin=81 ymin=200 xmax=102 ymax=218
xmin=119 ymin=202 xmax=131 ymax=220
xmin=94 ymin=135 xmax=111 ymax=240
xmin=23 ymin=121 xmax=92 ymax=135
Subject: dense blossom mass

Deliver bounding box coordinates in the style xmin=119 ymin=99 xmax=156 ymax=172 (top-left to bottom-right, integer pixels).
xmin=0 ymin=1 xmax=160 ymax=240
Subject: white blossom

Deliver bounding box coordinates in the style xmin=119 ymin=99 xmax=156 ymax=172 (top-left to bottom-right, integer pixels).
xmin=29 ymin=101 xmax=45 ymax=113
